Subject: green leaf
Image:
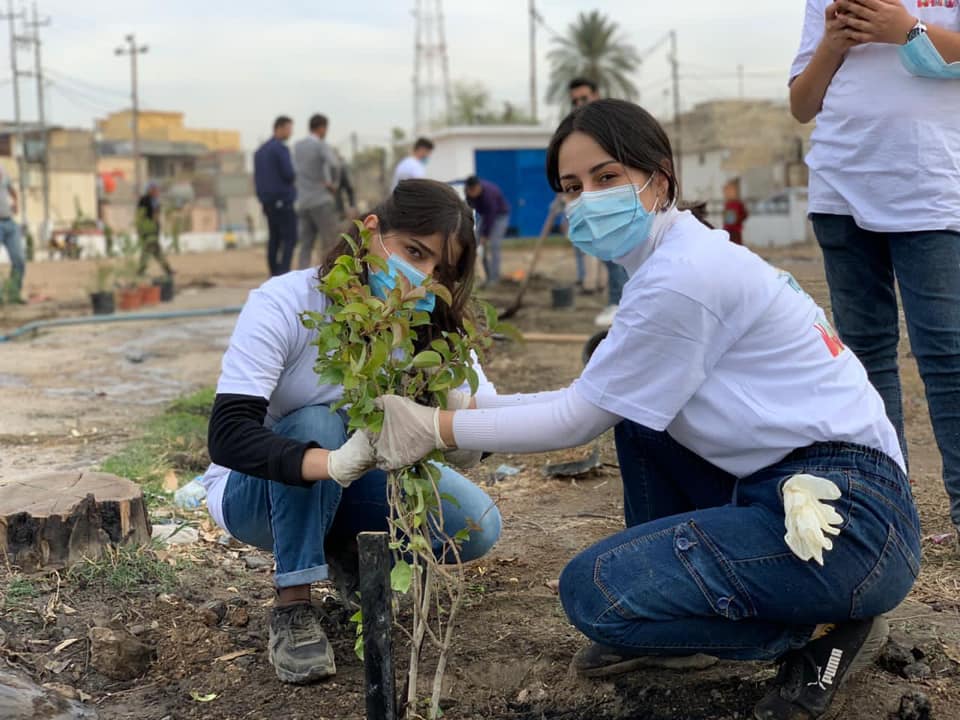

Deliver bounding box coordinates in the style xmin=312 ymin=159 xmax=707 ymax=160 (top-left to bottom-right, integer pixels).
xmin=439 ymin=492 xmax=461 ymax=509
xmin=430 ymin=338 xmax=451 ymax=359
xmin=495 ymin=321 xmax=524 ymax=344
xmin=340 ymin=302 xmax=371 ymax=317
xmin=454 ymin=528 xmax=471 ymax=543
xmin=432 ymin=283 xmax=453 ymax=307
xmin=323 ymin=265 xmax=352 ymax=290
xmin=465 ymin=366 xmax=479 ymax=396
xmin=350 ymin=609 xmax=363 ymax=623
xmin=390 ymin=560 xmax=413 ymax=593
xmin=481 ymin=301 xmax=499 ymax=329
xmin=411 ymin=310 xmax=432 ymax=327
xmin=412 ymin=350 xmax=442 ymax=369
xmin=366 ymin=254 xmax=389 ymax=274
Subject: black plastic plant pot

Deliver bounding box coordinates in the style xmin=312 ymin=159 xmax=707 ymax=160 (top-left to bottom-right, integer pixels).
xmin=551 ymin=285 xmax=575 ymax=309
xmin=90 ymin=291 xmax=115 ymax=315
xmin=153 ymin=276 xmax=174 ymax=302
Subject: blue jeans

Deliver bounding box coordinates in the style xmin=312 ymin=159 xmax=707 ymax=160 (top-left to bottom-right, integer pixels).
xmin=0 ymin=218 xmax=24 ymax=296
xmin=813 ymin=213 xmax=960 ymax=527
xmin=558 ymin=421 xmax=920 ymax=660
xmin=606 ymin=261 xmax=627 ymax=306
xmin=482 ymin=214 xmax=509 ymax=284
xmin=221 ymin=405 xmax=502 ymax=588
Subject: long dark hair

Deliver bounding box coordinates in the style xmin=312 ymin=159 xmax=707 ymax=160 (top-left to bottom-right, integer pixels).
xmin=321 ymin=178 xmax=477 ymax=345
xmin=546 ymin=99 xmax=680 ymax=206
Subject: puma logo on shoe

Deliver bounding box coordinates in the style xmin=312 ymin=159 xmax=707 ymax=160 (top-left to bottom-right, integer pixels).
xmin=807 ymin=648 xmax=843 ymax=690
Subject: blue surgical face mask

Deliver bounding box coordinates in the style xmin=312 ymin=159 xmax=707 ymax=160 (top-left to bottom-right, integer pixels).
xmin=899 ymin=32 xmax=960 ymax=79
xmin=368 ymin=231 xmax=436 ymax=313
xmin=565 ymin=174 xmax=658 ymax=261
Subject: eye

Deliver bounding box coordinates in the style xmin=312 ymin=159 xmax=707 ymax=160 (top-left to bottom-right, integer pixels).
xmin=405 ymin=245 xmax=424 ymax=259
xmin=597 ymin=171 xmax=618 ymax=184
xmin=562 ymin=183 xmax=582 ymax=196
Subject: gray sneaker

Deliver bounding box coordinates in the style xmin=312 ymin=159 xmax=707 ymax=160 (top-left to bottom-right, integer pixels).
xmin=268 ymin=603 xmax=336 ymax=684
xmin=571 ymin=642 xmax=718 ymax=678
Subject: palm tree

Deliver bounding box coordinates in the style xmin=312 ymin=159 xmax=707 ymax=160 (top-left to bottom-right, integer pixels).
xmin=546 ymin=10 xmax=641 ymax=104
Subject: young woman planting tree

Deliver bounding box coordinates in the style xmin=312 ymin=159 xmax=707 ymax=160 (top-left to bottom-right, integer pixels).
xmin=372 ymin=100 xmax=921 ymax=720
xmin=199 ymin=179 xmax=501 ymax=684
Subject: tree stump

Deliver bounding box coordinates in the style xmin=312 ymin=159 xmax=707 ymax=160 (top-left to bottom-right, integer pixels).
xmin=0 ymin=471 xmax=151 ymax=572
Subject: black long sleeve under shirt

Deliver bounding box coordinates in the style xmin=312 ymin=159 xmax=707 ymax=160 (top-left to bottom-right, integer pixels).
xmin=207 ymin=393 xmax=320 ymax=487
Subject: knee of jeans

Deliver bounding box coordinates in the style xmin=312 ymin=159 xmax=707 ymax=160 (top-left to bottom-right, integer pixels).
xmin=272 ymin=405 xmax=347 ymax=449
xmin=558 ymin=550 xmax=607 ymax=639
xmin=459 ymin=502 xmax=502 ymax=562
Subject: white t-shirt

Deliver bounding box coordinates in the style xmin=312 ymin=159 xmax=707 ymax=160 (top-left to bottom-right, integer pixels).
xmin=577 ymin=213 xmax=904 ymax=477
xmin=790 ymin=0 xmax=960 ymax=232
xmin=392 ymin=156 xmax=427 ymax=189
xmin=200 ymin=268 xmax=495 ymax=529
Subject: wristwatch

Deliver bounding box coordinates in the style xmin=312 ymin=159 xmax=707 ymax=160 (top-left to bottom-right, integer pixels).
xmin=906 ymin=18 xmax=927 ymax=43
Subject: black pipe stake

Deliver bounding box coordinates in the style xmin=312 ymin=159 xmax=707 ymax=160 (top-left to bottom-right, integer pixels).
xmin=358 ymin=531 xmax=396 ymax=720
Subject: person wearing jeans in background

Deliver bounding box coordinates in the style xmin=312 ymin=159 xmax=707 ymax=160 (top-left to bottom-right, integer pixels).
xmin=372 ymin=100 xmax=920 ymax=720
xmin=790 ymin=0 xmax=960 ymax=542
xmin=254 ymin=116 xmax=297 ymax=276
xmin=464 ymin=175 xmax=510 ymax=286
xmin=568 ymin=76 xmax=628 ymax=326
xmin=0 ymin=167 xmax=24 ymax=303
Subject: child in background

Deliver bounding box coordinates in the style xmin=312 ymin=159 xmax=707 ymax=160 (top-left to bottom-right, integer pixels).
xmin=722 ymin=180 xmax=748 ymax=245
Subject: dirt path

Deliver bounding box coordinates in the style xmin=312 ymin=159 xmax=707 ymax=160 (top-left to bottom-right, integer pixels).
xmin=1 ymin=243 xmax=958 ymax=720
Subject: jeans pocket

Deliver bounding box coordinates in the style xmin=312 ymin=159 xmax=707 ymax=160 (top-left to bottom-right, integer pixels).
xmin=851 ymin=524 xmax=920 ymax=620
xmin=675 ymin=521 xmax=758 ymax=621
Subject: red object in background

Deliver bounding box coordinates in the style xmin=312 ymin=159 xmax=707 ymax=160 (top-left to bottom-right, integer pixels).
xmin=99 ymin=170 xmax=125 ymax=194
xmin=723 ymin=200 xmax=749 ymax=242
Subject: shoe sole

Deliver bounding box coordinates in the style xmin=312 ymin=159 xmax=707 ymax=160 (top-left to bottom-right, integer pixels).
xmin=752 ymin=616 xmax=890 ymax=720
xmin=576 ymin=652 xmax=719 ymax=678
xmin=269 ymin=652 xmax=337 ymax=684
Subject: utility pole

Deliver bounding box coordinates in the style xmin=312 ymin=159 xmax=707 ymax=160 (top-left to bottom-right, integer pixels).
xmin=115 ymin=33 xmax=148 ymax=203
xmin=27 ymin=2 xmax=49 ymax=241
xmin=669 ymin=29 xmax=682 ymax=187
xmin=5 ymin=1 xmax=27 ymax=229
xmin=528 ymin=0 xmax=537 ymax=123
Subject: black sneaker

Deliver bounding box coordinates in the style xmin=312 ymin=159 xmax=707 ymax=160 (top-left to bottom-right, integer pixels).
xmin=267 ymin=602 xmax=336 ymax=684
xmin=571 ymin=642 xmax=718 ymax=678
xmin=753 ymin=616 xmax=889 ymax=720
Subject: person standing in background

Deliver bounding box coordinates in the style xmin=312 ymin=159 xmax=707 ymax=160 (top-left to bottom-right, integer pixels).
xmin=790 ymin=0 xmax=960 ymax=541
xmin=722 ymin=180 xmax=749 ymax=246
xmin=293 ymin=114 xmax=339 ymax=269
xmin=568 ymin=77 xmax=628 ymax=326
xmin=464 ymin=175 xmax=510 ymax=286
xmin=136 ymin=182 xmax=173 ymax=276
xmin=254 ymin=116 xmax=297 ymax=276
xmin=0 ymin=166 xmax=24 ymax=303
xmin=391 ymin=137 xmax=434 ymax=189
xmin=331 ymin=148 xmax=357 ymax=222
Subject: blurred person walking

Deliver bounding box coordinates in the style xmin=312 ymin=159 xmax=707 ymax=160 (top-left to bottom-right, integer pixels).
xmin=465 ymin=175 xmax=510 ymax=285
xmin=293 ymin=114 xmax=340 ymax=269
xmin=391 ymin=137 xmax=434 ymax=189
xmin=0 ymin=166 xmax=24 ymax=303
xmin=136 ymin=182 xmax=173 ymax=276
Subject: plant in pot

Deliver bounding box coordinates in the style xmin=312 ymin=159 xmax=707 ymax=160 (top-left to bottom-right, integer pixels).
xmin=114 ymin=234 xmax=142 ymax=311
xmin=152 ymin=273 xmax=174 ymax=302
xmin=87 ymin=259 xmax=115 ymax=315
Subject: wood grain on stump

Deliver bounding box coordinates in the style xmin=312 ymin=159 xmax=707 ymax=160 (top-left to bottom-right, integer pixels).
xmin=0 ymin=471 xmax=151 ymax=571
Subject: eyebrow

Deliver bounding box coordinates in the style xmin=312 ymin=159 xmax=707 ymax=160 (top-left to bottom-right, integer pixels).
xmin=559 ymin=160 xmax=618 ymax=181
xmin=408 ymin=236 xmax=436 ymax=257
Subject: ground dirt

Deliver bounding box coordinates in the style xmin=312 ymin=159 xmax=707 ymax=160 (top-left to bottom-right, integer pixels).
xmin=1 ymin=243 xmax=959 ymax=720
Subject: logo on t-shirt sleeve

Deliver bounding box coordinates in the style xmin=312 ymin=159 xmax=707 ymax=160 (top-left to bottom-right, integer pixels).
xmin=777 ymin=269 xmax=846 ymax=358
xmin=917 ymin=0 xmax=957 ymax=7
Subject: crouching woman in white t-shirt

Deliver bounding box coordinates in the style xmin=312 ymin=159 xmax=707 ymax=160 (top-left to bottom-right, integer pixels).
xmin=199 ymin=179 xmax=501 ymax=684
xmin=371 ymin=100 xmax=921 ymax=720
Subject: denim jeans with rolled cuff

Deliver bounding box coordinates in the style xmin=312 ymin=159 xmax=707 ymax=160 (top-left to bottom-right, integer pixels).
xmin=221 ymin=405 xmax=502 ymax=588
xmin=813 ymin=213 xmax=960 ymax=528
xmin=558 ymin=421 xmax=921 ymax=661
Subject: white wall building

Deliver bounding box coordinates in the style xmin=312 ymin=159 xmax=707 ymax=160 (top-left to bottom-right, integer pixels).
xmin=423 ymin=125 xmax=554 ymax=184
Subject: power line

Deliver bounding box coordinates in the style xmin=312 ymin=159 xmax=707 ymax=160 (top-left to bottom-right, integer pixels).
xmin=49 ymin=82 xmax=116 ymax=116
xmin=45 ymin=66 xmax=128 ymax=98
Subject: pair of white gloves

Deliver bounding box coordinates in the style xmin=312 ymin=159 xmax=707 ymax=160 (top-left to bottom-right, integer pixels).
xmin=326 ymin=392 xmax=472 ymax=487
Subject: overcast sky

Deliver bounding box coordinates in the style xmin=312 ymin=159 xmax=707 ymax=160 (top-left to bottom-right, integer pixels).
xmin=0 ymin=0 xmax=807 ymax=155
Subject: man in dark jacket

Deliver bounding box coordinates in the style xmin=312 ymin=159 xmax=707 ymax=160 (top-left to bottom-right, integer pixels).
xmin=136 ymin=182 xmax=173 ymax=276
xmin=465 ymin=175 xmax=510 ymax=285
xmin=254 ymin=116 xmax=297 ymax=275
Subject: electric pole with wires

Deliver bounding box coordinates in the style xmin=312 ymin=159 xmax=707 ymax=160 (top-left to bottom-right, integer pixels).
xmin=26 ymin=2 xmax=49 ymax=241
xmin=4 ymin=0 xmax=27 ymax=229
xmin=115 ymin=34 xmax=147 ymax=202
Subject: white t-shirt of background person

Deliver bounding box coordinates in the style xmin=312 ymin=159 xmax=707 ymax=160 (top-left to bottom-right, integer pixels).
xmin=391 ymin=156 xmax=427 ymax=189
xmin=577 ymin=213 xmax=905 ymax=478
xmin=199 ymin=267 xmax=496 ymax=529
xmin=790 ymin=0 xmax=960 ymax=233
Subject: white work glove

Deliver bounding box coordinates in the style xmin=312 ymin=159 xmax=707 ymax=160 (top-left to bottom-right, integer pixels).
xmin=782 ymin=473 xmax=844 ymax=566
xmin=327 ymin=430 xmax=377 ymax=488
xmin=373 ymin=395 xmax=448 ymax=470
xmin=440 ymin=389 xmax=483 ymax=469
